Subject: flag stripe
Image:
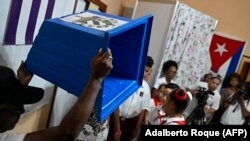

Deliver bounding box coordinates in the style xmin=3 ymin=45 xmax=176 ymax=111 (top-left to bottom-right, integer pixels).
xmin=225 ymin=45 xmax=244 ymax=76
xmin=25 ymin=0 xmax=41 ymax=44
xmin=45 ymin=0 xmax=55 ymax=19
xmin=221 ymin=45 xmax=245 ymax=88
xmin=16 ymin=0 xmax=33 ymax=45
xmin=4 ymin=0 xmax=23 ymax=44
xmin=33 ymin=0 xmax=49 ymax=42
xmin=4 ymin=0 xmax=79 ymax=45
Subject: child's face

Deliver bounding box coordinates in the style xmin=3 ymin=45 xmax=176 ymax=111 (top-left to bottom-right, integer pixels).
xmin=157 ymin=86 xmax=172 ymax=102
xmin=144 ymin=66 xmax=152 ymax=81
xmin=157 ymin=86 xmax=166 ymax=101
xmin=164 ymin=66 xmax=177 ymax=80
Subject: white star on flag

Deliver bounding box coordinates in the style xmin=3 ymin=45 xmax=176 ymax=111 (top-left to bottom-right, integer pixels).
xmin=214 ymin=43 xmax=228 ymax=56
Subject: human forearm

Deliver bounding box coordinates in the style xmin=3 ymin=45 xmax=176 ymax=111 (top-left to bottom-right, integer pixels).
xmin=129 ymin=111 xmax=144 ymax=140
xmin=239 ymin=99 xmax=250 ymax=117
xmin=144 ymin=110 xmax=149 ymax=125
xmin=59 ymin=78 xmax=103 ymax=138
xmin=59 ymin=48 xmax=113 ymax=136
xmin=111 ymin=109 xmax=121 ymax=133
xmin=136 ymin=110 xmax=145 ymax=128
xmin=108 ymin=109 xmax=121 ymax=141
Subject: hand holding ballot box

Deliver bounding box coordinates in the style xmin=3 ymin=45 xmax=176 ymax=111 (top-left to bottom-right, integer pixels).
xmin=25 ymin=10 xmax=153 ymax=122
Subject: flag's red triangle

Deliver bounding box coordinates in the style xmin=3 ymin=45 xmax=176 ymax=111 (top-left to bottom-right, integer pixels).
xmin=210 ymin=34 xmax=245 ymax=72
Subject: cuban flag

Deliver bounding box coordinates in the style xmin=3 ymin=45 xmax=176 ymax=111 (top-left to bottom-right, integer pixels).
xmin=3 ymin=0 xmax=87 ymax=45
xmin=209 ymin=33 xmax=247 ymax=87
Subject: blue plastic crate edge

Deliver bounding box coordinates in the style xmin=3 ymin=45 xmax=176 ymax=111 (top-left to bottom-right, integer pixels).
xmin=97 ymin=79 xmax=140 ymax=122
xmin=107 ymin=14 xmax=153 ymax=36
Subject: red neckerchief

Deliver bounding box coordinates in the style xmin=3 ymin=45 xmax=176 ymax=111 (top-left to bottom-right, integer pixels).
xmin=153 ymin=96 xmax=163 ymax=106
xmin=154 ymin=109 xmax=168 ymax=125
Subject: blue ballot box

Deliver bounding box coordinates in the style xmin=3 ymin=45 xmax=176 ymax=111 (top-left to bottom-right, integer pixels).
xmin=25 ymin=10 xmax=153 ymax=122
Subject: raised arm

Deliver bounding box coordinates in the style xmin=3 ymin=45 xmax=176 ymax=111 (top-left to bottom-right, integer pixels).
xmin=24 ymin=48 xmax=113 ymax=141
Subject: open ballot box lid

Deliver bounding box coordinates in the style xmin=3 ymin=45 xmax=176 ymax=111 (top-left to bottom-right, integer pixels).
xmin=25 ymin=10 xmax=153 ymax=122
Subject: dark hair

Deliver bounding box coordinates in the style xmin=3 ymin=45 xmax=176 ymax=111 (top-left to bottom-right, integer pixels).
xmin=202 ymin=73 xmax=212 ymax=81
xmin=146 ymin=56 xmax=154 ymax=68
xmin=228 ymin=73 xmax=242 ymax=84
xmin=223 ymin=73 xmax=242 ymax=87
xmin=165 ymin=83 xmax=179 ymax=90
xmin=158 ymin=83 xmax=168 ymax=90
xmin=169 ymin=89 xmax=188 ymax=114
xmin=162 ymin=60 xmax=178 ymax=74
xmin=158 ymin=83 xmax=179 ymax=91
xmin=210 ymin=73 xmax=222 ymax=82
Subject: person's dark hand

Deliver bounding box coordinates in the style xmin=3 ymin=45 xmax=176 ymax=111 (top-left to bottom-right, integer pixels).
xmin=90 ymin=48 xmax=113 ymax=81
xmin=17 ymin=61 xmax=33 ymax=85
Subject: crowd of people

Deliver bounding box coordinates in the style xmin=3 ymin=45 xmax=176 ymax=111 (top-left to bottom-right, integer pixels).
xmin=1 ymin=48 xmax=250 ymax=141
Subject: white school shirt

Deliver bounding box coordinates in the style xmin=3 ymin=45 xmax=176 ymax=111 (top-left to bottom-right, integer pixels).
xmin=119 ymin=80 xmax=151 ymax=119
xmin=0 ymin=133 xmax=26 ymax=141
xmin=153 ymin=77 xmax=176 ymax=89
xmin=220 ymin=100 xmax=250 ymax=125
xmin=148 ymin=108 xmax=167 ymax=125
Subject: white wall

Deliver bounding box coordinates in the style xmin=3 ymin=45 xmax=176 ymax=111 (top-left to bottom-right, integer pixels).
xmin=132 ymin=0 xmax=176 ymax=87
